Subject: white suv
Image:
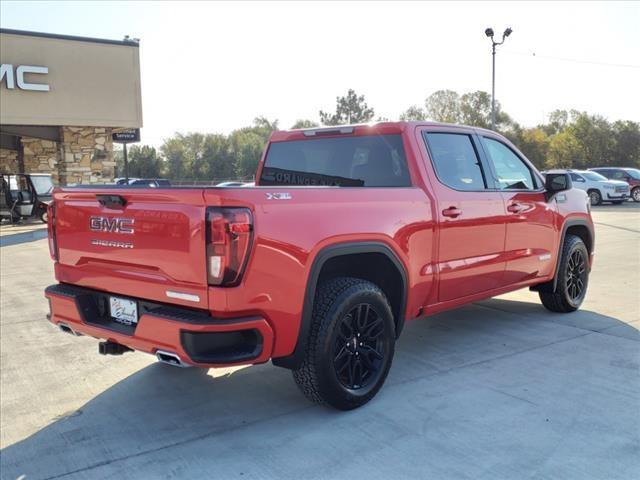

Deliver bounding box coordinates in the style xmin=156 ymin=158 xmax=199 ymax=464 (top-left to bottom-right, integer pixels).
xmin=545 ymin=169 xmax=630 ymax=205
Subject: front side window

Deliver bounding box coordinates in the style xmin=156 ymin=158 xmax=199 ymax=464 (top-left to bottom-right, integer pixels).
xmin=482 ymin=137 xmax=537 ymax=190
xmin=423 ymin=133 xmax=487 ymax=191
xmin=30 ymin=176 xmax=54 ymax=195
xmin=260 ymin=135 xmax=410 ymax=187
xmin=611 ymin=170 xmax=626 ymax=180
xmin=582 ymin=172 xmax=607 ymax=182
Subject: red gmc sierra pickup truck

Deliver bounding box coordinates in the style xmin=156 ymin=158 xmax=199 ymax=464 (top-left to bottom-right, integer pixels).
xmin=45 ymin=122 xmax=594 ymax=410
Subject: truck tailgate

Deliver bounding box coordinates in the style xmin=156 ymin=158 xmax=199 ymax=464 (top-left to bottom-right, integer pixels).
xmin=52 ymin=188 xmax=209 ymax=309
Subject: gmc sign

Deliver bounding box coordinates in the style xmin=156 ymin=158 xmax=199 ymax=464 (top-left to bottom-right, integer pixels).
xmin=89 ymin=217 xmax=135 ymax=234
xmin=0 ymin=64 xmax=50 ymax=92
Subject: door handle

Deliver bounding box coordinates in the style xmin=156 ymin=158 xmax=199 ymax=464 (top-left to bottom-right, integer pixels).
xmin=507 ymin=203 xmax=524 ymax=213
xmin=442 ymin=207 xmax=462 ymax=218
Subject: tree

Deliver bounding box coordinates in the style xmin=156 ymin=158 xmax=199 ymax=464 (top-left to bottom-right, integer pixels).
xmin=227 ymin=117 xmax=278 ymax=179
xmin=252 ymin=116 xmax=279 ymax=135
xmin=611 ymin=120 xmax=640 ymax=168
xmin=459 ymin=91 xmax=513 ymax=130
xmin=126 ymin=145 xmax=162 ymax=178
xmin=202 ymin=134 xmax=234 ymax=180
xmin=459 ymin=91 xmax=492 ymax=128
xmin=160 ymin=137 xmax=187 ymax=180
xmin=424 ymin=90 xmax=461 ymax=123
xmin=399 ymin=105 xmax=427 ymax=121
xmin=182 ymin=132 xmax=206 ymax=179
xmin=424 ymin=89 xmax=513 ymax=130
xmin=568 ymin=111 xmax=614 ymax=168
xmin=546 ymin=130 xmax=582 ymax=169
xmin=319 ymin=89 xmax=375 ymax=125
xmin=113 ymin=147 xmax=124 ymax=177
xmin=291 ymin=119 xmax=319 ymax=129
xmin=516 ymin=128 xmax=550 ymax=169
xmin=543 ymin=110 xmax=570 ymax=136
xmin=229 ymin=130 xmax=265 ymax=179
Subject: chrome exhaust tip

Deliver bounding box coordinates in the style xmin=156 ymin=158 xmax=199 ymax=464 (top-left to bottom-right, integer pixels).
xmin=59 ymin=323 xmax=82 ymax=336
xmin=156 ymin=350 xmax=190 ymax=368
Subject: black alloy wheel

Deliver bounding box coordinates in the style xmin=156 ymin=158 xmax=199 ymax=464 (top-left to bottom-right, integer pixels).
xmin=565 ymin=249 xmax=587 ymax=304
xmin=333 ymin=303 xmax=385 ymax=390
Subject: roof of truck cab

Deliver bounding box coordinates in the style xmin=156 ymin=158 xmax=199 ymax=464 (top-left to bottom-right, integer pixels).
xmin=270 ymin=121 xmax=492 ymax=142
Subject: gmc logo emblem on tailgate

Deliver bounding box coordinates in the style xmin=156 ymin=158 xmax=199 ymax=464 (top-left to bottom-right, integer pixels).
xmin=89 ymin=217 xmax=135 ymax=234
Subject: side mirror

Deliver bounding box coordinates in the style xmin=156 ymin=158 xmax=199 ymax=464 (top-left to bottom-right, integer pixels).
xmin=544 ymin=173 xmax=572 ymax=201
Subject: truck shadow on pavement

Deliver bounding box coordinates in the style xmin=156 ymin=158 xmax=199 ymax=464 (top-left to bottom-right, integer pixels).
xmin=0 ymin=228 xmax=48 ymax=247
xmin=2 ymin=299 xmax=638 ymax=480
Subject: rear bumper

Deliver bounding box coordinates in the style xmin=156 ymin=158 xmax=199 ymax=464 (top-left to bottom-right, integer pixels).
xmin=45 ymin=283 xmax=274 ymax=367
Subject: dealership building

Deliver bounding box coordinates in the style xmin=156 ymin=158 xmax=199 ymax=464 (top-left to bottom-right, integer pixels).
xmin=0 ymin=29 xmax=142 ymax=185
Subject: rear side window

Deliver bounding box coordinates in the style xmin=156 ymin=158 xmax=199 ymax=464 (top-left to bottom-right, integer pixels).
xmin=570 ymin=173 xmax=585 ymax=183
xmin=260 ymin=135 xmax=410 ymax=187
xmin=424 ymin=133 xmax=487 ymax=191
xmin=482 ymin=137 xmax=538 ymax=190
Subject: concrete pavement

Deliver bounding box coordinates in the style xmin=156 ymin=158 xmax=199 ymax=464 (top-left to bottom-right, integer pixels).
xmin=1 ymin=204 xmax=638 ymax=480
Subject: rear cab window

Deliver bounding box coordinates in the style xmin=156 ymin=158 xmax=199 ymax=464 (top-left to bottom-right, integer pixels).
xmin=260 ymin=135 xmax=411 ymax=187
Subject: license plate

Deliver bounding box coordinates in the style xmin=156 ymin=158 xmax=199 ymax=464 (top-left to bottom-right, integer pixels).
xmin=109 ymin=296 xmax=138 ymax=325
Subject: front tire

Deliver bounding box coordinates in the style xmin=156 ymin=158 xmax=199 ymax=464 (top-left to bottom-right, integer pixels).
xmin=588 ymin=189 xmax=602 ymax=206
xmin=632 ymin=187 xmax=640 ymax=203
xmin=539 ymin=234 xmax=589 ymax=313
xmin=293 ymin=277 xmax=396 ymax=410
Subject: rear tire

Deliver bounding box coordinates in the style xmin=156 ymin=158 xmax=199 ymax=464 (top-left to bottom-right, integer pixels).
xmin=588 ymin=189 xmax=602 ymax=206
xmin=292 ymin=277 xmax=396 ymax=410
xmin=539 ymin=234 xmax=589 ymax=313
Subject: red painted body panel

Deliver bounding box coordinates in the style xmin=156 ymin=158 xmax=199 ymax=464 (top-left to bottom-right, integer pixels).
xmin=45 ymin=122 xmax=594 ymax=367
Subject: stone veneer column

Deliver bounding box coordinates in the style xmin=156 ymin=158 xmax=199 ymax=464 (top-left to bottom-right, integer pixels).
xmin=0 ymin=148 xmax=19 ymax=173
xmin=21 ymin=138 xmax=60 ymax=183
xmin=59 ymin=126 xmax=115 ymax=185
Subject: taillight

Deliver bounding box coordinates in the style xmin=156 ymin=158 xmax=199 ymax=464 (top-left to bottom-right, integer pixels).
xmin=206 ymin=207 xmax=253 ymax=286
xmin=47 ymin=202 xmax=58 ymax=260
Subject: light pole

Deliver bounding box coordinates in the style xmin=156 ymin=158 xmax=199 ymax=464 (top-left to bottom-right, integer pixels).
xmin=485 ymin=27 xmax=512 ymax=130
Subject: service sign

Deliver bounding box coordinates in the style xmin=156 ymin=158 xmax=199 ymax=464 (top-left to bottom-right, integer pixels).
xmin=112 ymin=129 xmax=140 ymax=144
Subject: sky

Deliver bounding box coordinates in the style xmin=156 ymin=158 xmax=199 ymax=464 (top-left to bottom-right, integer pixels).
xmin=1 ymin=1 xmax=639 ymax=147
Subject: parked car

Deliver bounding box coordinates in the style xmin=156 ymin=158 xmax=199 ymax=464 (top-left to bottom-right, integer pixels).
xmin=45 ymin=122 xmax=594 ymax=410
xmin=115 ymin=178 xmax=171 ymax=187
xmin=1 ymin=173 xmax=54 ymax=223
xmin=544 ymin=169 xmax=629 ymax=205
xmin=590 ymin=167 xmax=640 ymax=202
xmin=216 ymin=181 xmax=247 ymax=187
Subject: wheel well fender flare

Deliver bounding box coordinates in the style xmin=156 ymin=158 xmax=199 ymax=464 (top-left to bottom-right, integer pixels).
xmin=272 ymin=241 xmax=408 ymax=370
xmin=552 ymin=218 xmax=594 ymax=291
